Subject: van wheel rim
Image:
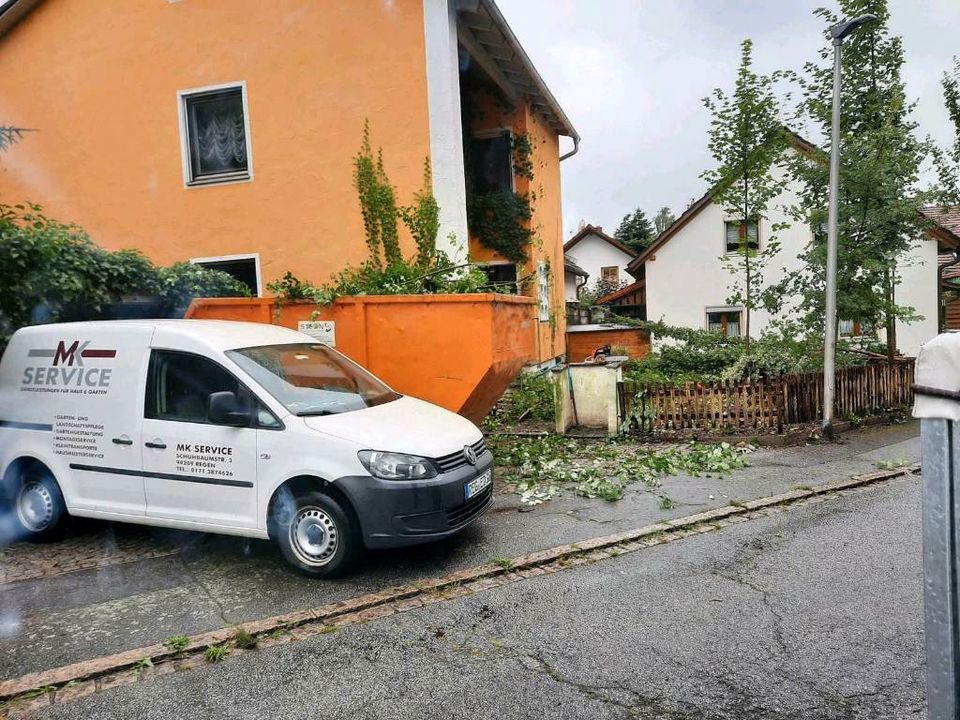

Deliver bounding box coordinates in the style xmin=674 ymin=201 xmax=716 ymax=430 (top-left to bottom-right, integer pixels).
xmin=17 ymin=480 xmax=54 ymax=532
xmin=290 ymin=507 xmax=338 ymax=567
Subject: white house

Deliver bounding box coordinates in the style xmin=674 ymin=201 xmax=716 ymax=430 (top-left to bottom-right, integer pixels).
xmin=563 ymin=224 xmax=637 ymax=301
xmin=625 ymin=134 xmax=946 ymax=357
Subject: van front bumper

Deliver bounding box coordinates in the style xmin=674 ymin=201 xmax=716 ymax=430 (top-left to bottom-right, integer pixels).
xmin=335 ymin=453 xmax=494 ymax=549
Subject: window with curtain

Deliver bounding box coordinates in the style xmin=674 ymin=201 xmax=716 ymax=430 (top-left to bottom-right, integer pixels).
xmin=182 ymin=86 xmax=250 ymax=185
xmin=706 ymin=308 xmax=743 ymax=337
xmin=601 ymin=266 xmax=620 ymax=284
xmin=724 ymin=220 xmax=759 ymax=254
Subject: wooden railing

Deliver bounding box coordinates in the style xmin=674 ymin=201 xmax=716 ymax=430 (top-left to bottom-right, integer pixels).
xmin=617 ymin=361 xmax=915 ymax=434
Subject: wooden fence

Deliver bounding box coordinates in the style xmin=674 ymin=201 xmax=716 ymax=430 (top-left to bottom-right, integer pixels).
xmin=617 ymin=361 xmax=915 ymax=434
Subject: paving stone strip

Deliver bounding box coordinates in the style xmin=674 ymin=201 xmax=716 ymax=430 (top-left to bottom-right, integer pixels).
xmin=0 ymin=464 xmax=920 ymax=718
xmin=0 ymin=531 xmax=178 ymax=585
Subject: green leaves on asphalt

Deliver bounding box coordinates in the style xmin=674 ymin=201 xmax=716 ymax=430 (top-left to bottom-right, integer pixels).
xmin=491 ymin=435 xmax=750 ymax=504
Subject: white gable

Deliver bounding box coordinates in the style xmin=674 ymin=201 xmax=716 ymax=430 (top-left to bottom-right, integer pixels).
xmin=564 ymin=232 xmax=634 ymax=290
xmin=643 ymin=156 xmax=939 ymax=357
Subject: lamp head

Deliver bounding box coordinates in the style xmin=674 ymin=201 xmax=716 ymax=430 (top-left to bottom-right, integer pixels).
xmin=830 ymin=14 xmax=878 ymax=43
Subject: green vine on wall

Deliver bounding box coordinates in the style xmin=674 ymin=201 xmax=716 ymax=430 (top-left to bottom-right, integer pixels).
xmin=354 ymin=120 xmax=401 ymax=268
xmin=465 ymin=130 xmax=537 ymax=264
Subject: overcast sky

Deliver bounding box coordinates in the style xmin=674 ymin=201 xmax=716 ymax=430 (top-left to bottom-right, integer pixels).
xmin=496 ymin=0 xmax=960 ymax=239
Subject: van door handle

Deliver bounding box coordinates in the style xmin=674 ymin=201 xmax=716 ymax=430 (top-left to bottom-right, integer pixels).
xmin=111 ymin=437 xmax=133 ymax=446
xmin=145 ymin=441 xmax=167 ymax=450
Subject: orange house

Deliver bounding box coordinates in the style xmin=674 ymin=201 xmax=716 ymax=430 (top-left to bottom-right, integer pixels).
xmin=0 ymin=0 xmax=578 ymax=365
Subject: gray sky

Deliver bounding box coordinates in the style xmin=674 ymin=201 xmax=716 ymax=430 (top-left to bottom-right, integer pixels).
xmin=496 ymin=0 xmax=960 ymax=239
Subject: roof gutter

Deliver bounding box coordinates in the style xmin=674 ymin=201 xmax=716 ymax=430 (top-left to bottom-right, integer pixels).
xmin=0 ymin=0 xmax=43 ymax=39
xmin=559 ymin=135 xmax=580 ymax=162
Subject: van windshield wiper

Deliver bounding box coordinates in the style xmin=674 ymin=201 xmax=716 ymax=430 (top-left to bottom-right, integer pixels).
xmin=296 ymin=409 xmax=339 ymax=417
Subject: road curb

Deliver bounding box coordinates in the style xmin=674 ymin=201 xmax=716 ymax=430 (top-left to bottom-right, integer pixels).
xmin=0 ymin=463 xmax=919 ymax=715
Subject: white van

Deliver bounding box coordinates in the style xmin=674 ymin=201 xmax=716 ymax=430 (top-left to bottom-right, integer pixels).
xmin=0 ymin=320 xmax=493 ymax=576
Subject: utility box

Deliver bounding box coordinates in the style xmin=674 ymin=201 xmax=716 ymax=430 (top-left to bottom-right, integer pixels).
xmin=555 ymin=361 xmax=624 ymax=436
xmin=914 ymin=333 xmax=960 ymax=719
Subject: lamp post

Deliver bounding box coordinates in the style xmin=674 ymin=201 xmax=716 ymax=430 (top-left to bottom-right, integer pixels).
xmin=822 ymin=14 xmax=877 ymax=440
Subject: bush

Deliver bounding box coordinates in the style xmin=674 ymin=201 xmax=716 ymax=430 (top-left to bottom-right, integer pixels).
xmin=495 ymin=372 xmax=556 ymax=424
xmin=0 ymin=203 xmax=250 ymax=344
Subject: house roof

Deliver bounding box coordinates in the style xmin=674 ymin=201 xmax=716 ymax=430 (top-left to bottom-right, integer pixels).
xmin=564 ymin=257 xmax=588 ymax=278
xmin=456 ymin=0 xmax=578 ymax=143
xmin=596 ymin=280 xmax=644 ymax=305
xmin=627 ymin=129 xmax=820 ymax=275
xmin=922 ymin=205 xmax=960 ymax=249
xmin=563 ymin=224 xmax=638 ymax=258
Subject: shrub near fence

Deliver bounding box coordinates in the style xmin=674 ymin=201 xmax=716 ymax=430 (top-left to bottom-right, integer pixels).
xmin=618 ymin=360 xmax=915 ymax=434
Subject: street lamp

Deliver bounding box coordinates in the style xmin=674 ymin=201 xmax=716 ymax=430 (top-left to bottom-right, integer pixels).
xmin=822 ymin=13 xmax=877 ymax=440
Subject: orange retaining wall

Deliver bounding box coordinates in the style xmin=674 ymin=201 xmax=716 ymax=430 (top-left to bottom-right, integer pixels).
xmin=186 ymin=294 xmax=537 ymax=422
xmin=566 ymin=327 xmax=650 ymax=363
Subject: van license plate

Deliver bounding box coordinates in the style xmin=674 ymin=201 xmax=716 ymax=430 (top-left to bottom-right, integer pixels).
xmin=464 ymin=470 xmax=492 ymax=501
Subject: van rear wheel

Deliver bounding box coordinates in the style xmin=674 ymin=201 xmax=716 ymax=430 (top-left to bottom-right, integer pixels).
xmin=10 ymin=464 xmax=67 ymax=543
xmin=274 ymin=490 xmax=361 ymax=578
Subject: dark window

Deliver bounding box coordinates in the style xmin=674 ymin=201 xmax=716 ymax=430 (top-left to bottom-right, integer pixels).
xmin=706 ymin=309 xmax=743 ymax=338
xmin=479 ymin=263 xmax=518 ymax=293
xmin=470 ymin=132 xmax=512 ymax=194
xmin=183 ymin=87 xmax=249 ymax=185
xmin=194 ymin=257 xmax=258 ymax=296
xmin=724 ymin=220 xmax=759 ymax=253
xmin=146 ymin=350 xmax=249 ymax=425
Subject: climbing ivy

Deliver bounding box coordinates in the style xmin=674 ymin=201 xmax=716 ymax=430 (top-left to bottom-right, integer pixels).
xmin=353 ymin=121 xmax=401 ymax=267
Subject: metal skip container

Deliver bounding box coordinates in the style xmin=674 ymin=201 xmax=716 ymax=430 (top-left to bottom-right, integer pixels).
xmin=914 ymin=333 xmax=960 ymax=719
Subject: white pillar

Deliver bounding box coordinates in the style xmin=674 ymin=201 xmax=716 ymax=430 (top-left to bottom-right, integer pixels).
xmin=422 ymin=0 xmax=469 ymax=263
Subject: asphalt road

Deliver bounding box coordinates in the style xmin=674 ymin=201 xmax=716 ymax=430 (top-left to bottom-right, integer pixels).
xmin=0 ymin=422 xmax=920 ymax=679
xmin=35 ymin=468 xmax=925 ymax=719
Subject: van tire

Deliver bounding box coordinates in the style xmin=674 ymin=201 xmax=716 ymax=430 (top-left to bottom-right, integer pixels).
xmin=274 ymin=490 xmax=361 ymax=578
xmin=9 ymin=463 xmax=67 ymax=543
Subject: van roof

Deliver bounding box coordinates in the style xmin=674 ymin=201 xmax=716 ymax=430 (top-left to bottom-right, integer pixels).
xmin=13 ymin=319 xmax=311 ymax=352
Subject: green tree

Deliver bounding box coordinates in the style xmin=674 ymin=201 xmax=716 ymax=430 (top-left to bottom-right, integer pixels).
xmin=702 ymin=38 xmax=789 ymax=351
xmin=934 ymin=57 xmax=960 ymax=202
xmin=776 ymin=0 xmax=928 ymax=361
xmin=653 ymin=206 xmax=675 ymax=235
xmin=613 ymin=208 xmax=654 ymax=252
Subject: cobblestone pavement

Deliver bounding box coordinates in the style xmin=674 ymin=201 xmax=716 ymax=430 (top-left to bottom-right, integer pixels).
xmin=0 ymin=525 xmax=177 ymax=585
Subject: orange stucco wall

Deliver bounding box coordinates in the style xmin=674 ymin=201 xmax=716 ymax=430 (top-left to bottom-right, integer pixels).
xmin=0 ymin=0 xmax=432 ymax=286
xmin=186 ymin=294 xmax=537 ymax=422
xmin=466 ymin=89 xmax=567 ymax=364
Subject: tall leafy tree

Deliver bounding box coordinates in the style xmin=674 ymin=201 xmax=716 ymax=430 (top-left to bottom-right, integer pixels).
xmin=653 ymin=206 xmax=675 ymax=235
xmin=614 ymin=208 xmax=654 ymax=252
xmin=778 ymin=0 xmax=928 ymax=361
xmin=934 ymin=57 xmax=960 ymax=202
xmin=702 ymin=38 xmax=789 ymax=351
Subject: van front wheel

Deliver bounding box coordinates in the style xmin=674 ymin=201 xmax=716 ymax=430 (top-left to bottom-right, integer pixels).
xmin=10 ymin=464 xmax=67 ymax=543
xmin=274 ymin=490 xmax=361 ymax=578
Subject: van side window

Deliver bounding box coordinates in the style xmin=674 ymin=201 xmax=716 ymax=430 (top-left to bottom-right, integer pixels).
xmin=146 ymin=351 xmax=246 ymax=425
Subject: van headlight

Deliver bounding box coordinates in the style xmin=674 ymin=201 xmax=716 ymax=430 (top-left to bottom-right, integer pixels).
xmin=358 ymin=450 xmax=438 ymax=480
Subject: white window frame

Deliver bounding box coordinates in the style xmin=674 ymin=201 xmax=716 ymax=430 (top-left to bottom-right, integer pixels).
xmin=190 ymin=253 xmax=262 ymax=297
xmin=177 ymin=81 xmax=254 ymax=188
xmin=722 ymin=218 xmax=761 ymax=256
xmin=705 ymin=305 xmax=744 ymax=337
xmin=472 ymin=127 xmax=516 ymax=193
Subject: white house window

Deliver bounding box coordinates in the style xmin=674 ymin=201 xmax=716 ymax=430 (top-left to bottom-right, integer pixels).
xmin=724 ymin=220 xmax=759 ymax=254
xmin=838 ymin=319 xmax=863 ymax=337
xmin=537 ymin=261 xmax=550 ymax=322
xmin=601 ymin=266 xmax=620 ymax=284
xmin=706 ymin=307 xmax=743 ymax=337
xmin=179 ymin=83 xmax=252 ymax=186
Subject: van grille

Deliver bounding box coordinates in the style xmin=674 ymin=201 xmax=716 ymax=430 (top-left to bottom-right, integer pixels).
xmin=433 ymin=438 xmax=487 ymax=474
xmin=446 ymin=485 xmax=493 ymax=528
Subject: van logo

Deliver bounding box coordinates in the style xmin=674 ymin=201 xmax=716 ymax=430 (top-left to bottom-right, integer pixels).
xmin=29 ymin=341 xmax=117 ymax=367
xmin=463 ymin=445 xmax=478 ymax=465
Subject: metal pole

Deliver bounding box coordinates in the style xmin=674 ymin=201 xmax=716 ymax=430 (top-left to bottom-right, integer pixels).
xmin=822 ymin=38 xmax=843 ymax=439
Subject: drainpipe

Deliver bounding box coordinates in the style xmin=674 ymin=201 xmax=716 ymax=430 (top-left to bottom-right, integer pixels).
xmin=939 ymin=250 xmax=960 ymax=333
xmin=559 ymin=135 xmax=580 ymax=162
xmin=575 ymin=273 xmax=588 ymax=299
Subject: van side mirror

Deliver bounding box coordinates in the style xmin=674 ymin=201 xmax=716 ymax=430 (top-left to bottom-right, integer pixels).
xmin=208 ymin=391 xmax=251 ymax=427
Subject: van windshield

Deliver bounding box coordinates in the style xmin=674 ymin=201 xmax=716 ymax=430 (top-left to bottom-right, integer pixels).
xmin=226 ymin=343 xmax=400 ymax=416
